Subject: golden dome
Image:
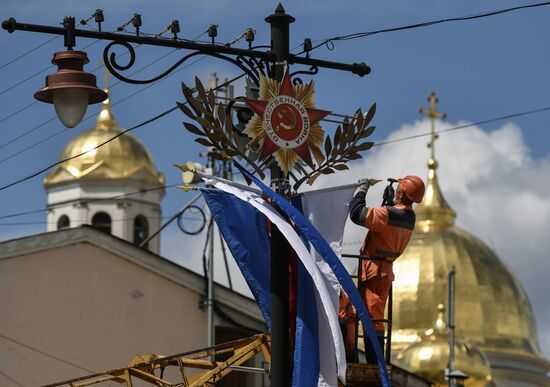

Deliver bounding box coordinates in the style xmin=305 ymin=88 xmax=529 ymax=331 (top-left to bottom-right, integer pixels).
xmin=44 ymin=93 xmax=164 ymax=187
xmin=396 ymin=304 xmax=493 ymax=387
xmin=391 ymin=158 xmax=545 ymax=364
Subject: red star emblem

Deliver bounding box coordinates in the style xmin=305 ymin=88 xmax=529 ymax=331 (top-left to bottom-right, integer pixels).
xmin=245 ymin=69 xmax=330 ymax=168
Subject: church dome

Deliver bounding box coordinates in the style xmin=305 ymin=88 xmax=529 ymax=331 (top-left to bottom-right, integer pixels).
xmin=396 ymin=304 xmax=493 ymax=387
xmin=391 ymin=158 xmax=545 ymax=365
xmin=44 ymin=93 xmax=164 ymax=187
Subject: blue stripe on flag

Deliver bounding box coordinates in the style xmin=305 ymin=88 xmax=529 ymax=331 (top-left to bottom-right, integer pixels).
xmin=292 ymin=194 xmax=320 ymax=387
xmin=293 ymin=258 xmax=320 ymax=386
xmin=202 ymin=188 xmax=271 ymax=330
xmin=235 ymin=163 xmax=391 ymax=387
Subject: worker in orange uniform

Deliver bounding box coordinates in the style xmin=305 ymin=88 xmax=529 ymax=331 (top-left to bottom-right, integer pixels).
xmin=347 ymin=175 xmax=425 ymax=364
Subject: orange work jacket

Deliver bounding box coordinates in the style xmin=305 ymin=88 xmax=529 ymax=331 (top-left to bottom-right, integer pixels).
xmin=360 ymin=204 xmax=415 ymax=281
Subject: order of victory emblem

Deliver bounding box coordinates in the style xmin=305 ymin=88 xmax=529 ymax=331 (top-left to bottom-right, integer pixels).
xmin=244 ymin=68 xmax=331 ymax=174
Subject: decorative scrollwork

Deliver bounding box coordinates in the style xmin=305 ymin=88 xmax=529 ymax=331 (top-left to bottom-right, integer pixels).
xmin=290 ymin=65 xmax=319 ymax=85
xmin=103 ymin=41 xmax=136 ymax=71
xmin=177 ymin=204 xmax=207 ymax=235
xmin=103 ymin=43 xmax=263 ymax=86
xmin=244 ymin=56 xmax=270 ymax=78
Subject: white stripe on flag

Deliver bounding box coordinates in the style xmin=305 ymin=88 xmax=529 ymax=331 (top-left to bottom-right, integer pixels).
xmin=202 ymin=174 xmax=346 ymax=385
xmin=298 ymin=185 xmax=356 ymax=385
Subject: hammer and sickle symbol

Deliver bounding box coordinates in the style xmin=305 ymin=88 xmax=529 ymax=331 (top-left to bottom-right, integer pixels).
xmin=275 ymin=107 xmax=298 ymax=132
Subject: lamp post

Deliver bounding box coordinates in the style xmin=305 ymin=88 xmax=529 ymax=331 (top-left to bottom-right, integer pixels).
xmin=265 ymin=7 xmax=294 ymax=384
xmin=3 ymin=6 xmax=371 ymax=385
xmin=447 ymin=266 xmax=469 ymax=387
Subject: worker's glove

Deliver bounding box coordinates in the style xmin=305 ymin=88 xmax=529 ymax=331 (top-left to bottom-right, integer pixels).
xmin=358 ymin=178 xmax=382 ymax=190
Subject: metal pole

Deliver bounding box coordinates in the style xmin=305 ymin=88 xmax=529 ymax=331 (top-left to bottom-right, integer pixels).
xmin=205 ymin=150 xmax=218 ymax=351
xmin=265 ymin=4 xmax=294 ymax=386
xmin=2 ymin=18 xmax=370 ymax=76
xmin=385 ymin=286 xmax=393 ymax=364
xmin=207 ymin=218 xmax=215 ymax=348
xmin=448 ymin=266 xmax=456 ymax=386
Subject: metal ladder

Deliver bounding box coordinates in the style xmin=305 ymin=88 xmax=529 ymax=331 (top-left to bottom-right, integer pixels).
xmin=341 ymin=253 xmax=393 ymax=365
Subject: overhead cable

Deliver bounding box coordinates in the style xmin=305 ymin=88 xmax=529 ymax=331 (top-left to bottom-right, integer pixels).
xmin=0 ymin=333 xmax=94 ymax=374
xmin=299 ymin=1 xmax=550 ymax=53
xmin=0 ymin=183 xmax=177 ymax=220
xmin=0 ymin=35 xmax=59 ymax=71
xmin=0 ymin=39 xmax=101 ymax=97
xmin=373 ymin=105 xmax=550 ymax=147
xmin=0 ymin=369 xmax=25 ymax=387
xmin=0 ymin=73 xmax=246 ymax=192
xmin=0 ymin=32 xmax=206 ymax=156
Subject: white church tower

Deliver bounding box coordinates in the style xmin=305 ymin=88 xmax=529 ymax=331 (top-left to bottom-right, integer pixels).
xmin=43 ymin=91 xmax=165 ymax=253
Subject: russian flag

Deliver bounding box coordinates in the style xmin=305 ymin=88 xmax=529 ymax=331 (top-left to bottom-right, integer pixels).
xmin=200 ymin=169 xmax=390 ymax=387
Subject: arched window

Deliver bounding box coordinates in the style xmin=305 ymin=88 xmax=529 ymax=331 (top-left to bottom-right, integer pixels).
xmin=91 ymin=212 xmax=111 ymax=234
xmin=134 ymin=215 xmax=149 ymax=248
xmin=57 ymin=215 xmax=70 ymax=230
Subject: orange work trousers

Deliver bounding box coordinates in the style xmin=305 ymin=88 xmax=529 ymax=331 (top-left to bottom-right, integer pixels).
xmin=359 ymin=275 xmax=392 ymax=332
xmin=339 ymin=289 xmax=357 ymax=352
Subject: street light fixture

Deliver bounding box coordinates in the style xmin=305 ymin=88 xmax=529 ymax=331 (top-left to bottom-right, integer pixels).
xmin=34 ymin=50 xmax=107 ymax=128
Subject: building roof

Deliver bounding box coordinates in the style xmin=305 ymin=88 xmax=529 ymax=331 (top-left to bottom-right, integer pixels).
xmin=0 ymin=225 xmax=264 ymax=330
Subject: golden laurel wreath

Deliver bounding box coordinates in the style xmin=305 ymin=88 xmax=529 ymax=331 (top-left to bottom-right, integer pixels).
xmin=178 ymin=75 xmax=376 ymax=190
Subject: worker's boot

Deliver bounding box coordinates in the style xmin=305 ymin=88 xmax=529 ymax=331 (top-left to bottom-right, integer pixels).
xmin=364 ymin=331 xmax=385 ymax=364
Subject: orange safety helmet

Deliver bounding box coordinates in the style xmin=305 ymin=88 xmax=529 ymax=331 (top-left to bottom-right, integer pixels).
xmin=398 ymin=175 xmax=425 ymax=203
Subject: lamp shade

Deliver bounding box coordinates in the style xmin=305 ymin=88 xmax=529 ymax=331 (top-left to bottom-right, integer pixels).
xmin=34 ymin=50 xmax=107 ymax=128
xmin=53 ymin=88 xmax=89 ymax=128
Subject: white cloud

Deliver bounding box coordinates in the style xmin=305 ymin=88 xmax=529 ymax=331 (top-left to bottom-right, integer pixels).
xmin=313 ymin=118 xmax=550 ymax=359
xmin=161 ymin=117 xmax=550 ymax=359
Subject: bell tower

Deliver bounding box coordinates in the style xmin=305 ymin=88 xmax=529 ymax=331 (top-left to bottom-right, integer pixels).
xmin=43 ymin=90 xmax=165 ymax=253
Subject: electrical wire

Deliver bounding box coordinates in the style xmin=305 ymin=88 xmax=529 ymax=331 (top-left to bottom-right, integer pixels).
xmin=0 ymin=333 xmax=95 ymax=373
xmin=372 ymin=105 xmax=550 ymax=147
xmin=0 ymin=101 xmax=39 ymax=127
xmin=0 ymin=39 xmax=101 ymax=97
xmin=0 ymin=369 xmax=25 ymax=387
xmin=0 ymin=107 xmax=175 ymax=191
xmin=0 ymin=183 xmax=177 ymax=220
xmin=0 ymin=51 xmax=194 ymax=162
xmin=0 ymin=27 xmax=212 ymax=133
xmin=297 ymin=1 xmax=550 ymax=54
xmin=1 ymin=98 xmax=548 ymax=193
xmin=0 ymin=123 xmax=65 ymax=164
xmin=0 ymin=64 xmax=54 ymax=97
xmin=0 ymin=31 xmax=247 ymax=174
xmin=0 ymin=214 xmax=206 ymax=227
xmin=0 ymin=33 xmax=208 ymax=160
xmin=0 ymin=35 xmax=59 ymax=71
xmin=0 ymin=116 xmax=57 ymax=151
xmin=0 ymin=43 xmax=135 ymax=149
xmin=0 ymin=73 xmax=246 ymax=192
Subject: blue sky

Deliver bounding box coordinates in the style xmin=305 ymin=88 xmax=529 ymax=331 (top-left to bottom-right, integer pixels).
xmin=1 ymin=0 xmax=550 ymax=363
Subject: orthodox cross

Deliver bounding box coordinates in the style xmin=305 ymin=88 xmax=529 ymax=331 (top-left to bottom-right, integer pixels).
xmin=102 ymin=64 xmax=111 ymax=90
xmin=419 ymin=91 xmax=446 ymax=161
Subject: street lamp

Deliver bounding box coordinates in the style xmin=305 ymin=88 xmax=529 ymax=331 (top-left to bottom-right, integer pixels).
xmin=34 ymin=50 xmax=107 ymax=128
xmin=14 ymin=16 xmax=109 ymax=128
